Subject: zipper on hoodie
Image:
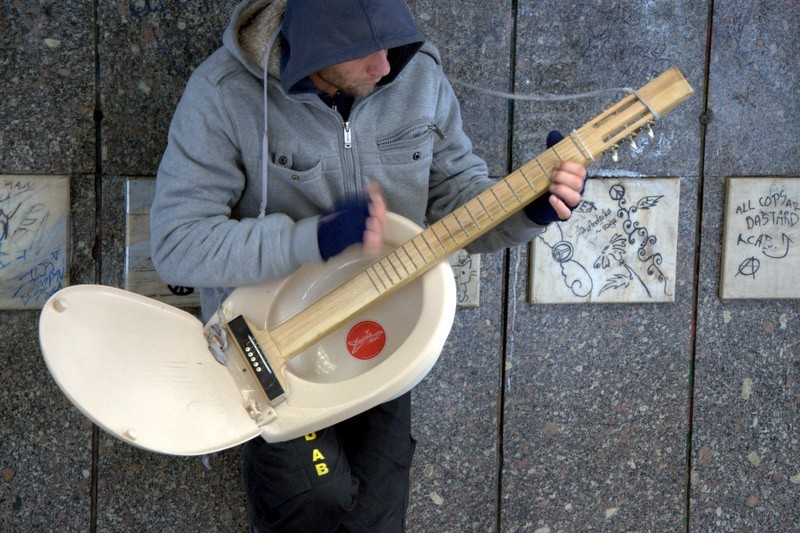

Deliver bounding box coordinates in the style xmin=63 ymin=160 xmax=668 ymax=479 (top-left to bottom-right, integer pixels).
xmin=376 ymin=122 xmax=446 ymax=148
xmin=343 ymin=121 xmax=352 ymax=149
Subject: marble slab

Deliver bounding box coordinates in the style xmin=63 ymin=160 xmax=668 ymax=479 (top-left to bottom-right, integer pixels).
xmin=0 ymin=2 xmax=94 ymax=173
xmin=704 ymin=1 xmax=800 ymax=178
xmin=99 ymin=0 xmax=238 ymax=176
xmin=501 ymin=177 xmax=698 ymax=531
xmin=530 ymin=178 xmax=680 ymax=304
xmin=720 ymin=177 xmax=800 ymax=299
xmin=0 ymin=176 xmax=70 ymax=309
xmin=408 ymin=251 xmax=504 ymax=532
xmin=690 ymin=179 xmax=800 ymax=531
xmin=513 ymin=0 xmax=707 ymax=178
xmin=95 ymin=435 xmax=247 ymax=530
xmin=0 ymin=311 xmax=91 ymax=531
xmin=406 ymin=0 xmax=513 ymax=176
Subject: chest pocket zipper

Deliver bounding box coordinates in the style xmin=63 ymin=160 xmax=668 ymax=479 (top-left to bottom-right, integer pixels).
xmin=377 ymin=122 xmax=446 ymax=148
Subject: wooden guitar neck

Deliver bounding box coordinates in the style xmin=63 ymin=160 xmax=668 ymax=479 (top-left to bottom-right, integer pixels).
xmin=260 ymin=67 xmax=694 ymax=361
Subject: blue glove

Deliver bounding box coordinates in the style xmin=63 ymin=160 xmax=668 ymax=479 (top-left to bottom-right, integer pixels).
xmin=317 ymin=196 xmax=371 ymax=261
xmin=523 ymin=130 xmax=585 ymax=225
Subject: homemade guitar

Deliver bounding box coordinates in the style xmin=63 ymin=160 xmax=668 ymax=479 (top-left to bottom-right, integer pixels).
xmin=39 ymin=67 xmax=693 ymax=455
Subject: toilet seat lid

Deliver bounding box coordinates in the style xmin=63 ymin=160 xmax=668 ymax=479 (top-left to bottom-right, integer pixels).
xmin=39 ymin=285 xmax=260 ymax=456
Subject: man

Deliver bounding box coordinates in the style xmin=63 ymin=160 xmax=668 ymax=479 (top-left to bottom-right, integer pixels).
xmin=151 ymin=0 xmax=586 ymax=530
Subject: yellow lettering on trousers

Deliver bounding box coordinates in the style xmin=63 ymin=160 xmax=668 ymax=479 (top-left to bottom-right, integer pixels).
xmin=304 ymin=432 xmax=317 ymax=441
xmin=312 ymin=449 xmax=325 ymax=462
xmin=315 ymin=463 xmax=329 ymax=476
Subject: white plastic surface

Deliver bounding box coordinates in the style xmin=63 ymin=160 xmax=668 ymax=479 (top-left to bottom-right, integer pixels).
xmin=39 ymin=213 xmax=456 ymax=452
xmin=215 ymin=212 xmax=457 ymax=442
xmin=39 ymin=285 xmax=260 ymax=455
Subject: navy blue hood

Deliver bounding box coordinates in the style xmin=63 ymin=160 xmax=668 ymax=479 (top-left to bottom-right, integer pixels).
xmin=280 ymin=0 xmax=424 ymax=93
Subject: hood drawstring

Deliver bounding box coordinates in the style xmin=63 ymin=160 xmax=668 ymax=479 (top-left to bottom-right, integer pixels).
xmin=259 ymin=25 xmax=283 ymax=219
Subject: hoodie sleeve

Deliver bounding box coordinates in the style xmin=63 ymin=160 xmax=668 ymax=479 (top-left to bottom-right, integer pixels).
xmin=425 ymin=66 xmax=547 ymax=254
xmin=150 ymin=69 xmax=322 ymax=289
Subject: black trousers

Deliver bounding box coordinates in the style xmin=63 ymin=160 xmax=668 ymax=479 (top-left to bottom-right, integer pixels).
xmin=241 ymin=392 xmax=416 ymax=532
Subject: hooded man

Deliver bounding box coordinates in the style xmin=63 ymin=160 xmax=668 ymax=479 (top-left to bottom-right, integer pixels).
xmin=151 ymin=0 xmax=586 ymax=530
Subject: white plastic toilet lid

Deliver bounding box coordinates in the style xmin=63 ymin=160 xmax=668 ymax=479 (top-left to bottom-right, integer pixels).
xmin=39 ymin=285 xmax=260 ymax=455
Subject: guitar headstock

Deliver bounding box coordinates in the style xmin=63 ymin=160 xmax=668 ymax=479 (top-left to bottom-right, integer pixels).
xmin=576 ymin=67 xmax=694 ymax=163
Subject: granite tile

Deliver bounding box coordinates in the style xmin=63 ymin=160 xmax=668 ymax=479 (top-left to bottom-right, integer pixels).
xmin=0 ymin=311 xmax=92 ymax=531
xmin=704 ymin=1 xmax=800 ymax=178
xmin=0 ymin=1 xmax=94 ymax=173
xmin=407 ymin=0 xmax=513 ymax=176
xmin=100 ymin=176 xmax=127 ymax=288
xmin=69 ymin=174 xmax=98 ymax=286
xmin=689 ymin=179 xmax=800 ymax=530
xmin=96 ymin=435 xmax=247 ymax=531
xmin=513 ymin=0 xmax=708 ymax=177
xmin=500 ymin=178 xmax=698 ymax=531
xmin=408 ymin=251 xmax=504 ymax=532
xmin=99 ymin=0 xmax=239 ymax=175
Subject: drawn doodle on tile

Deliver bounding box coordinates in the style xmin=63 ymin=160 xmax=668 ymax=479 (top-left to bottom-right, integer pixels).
xmin=529 ymin=178 xmax=680 ymax=304
xmin=449 ymin=249 xmax=480 ymax=307
xmin=0 ymin=176 xmax=70 ymax=309
xmin=720 ymin=177 xmax=800 ymax=299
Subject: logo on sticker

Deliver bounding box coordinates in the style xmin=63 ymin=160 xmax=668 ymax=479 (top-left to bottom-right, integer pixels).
xmin=346 ymin=321 xmax=386 ymax=360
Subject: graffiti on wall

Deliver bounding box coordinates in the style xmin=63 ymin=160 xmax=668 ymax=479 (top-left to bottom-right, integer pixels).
xmin=721 ymin=177 xmax=799 ymax=299
xmin=0 ymin=176 xmax=69 ymax=309
xmin=529 ymin=178 xmax=680 ymax=304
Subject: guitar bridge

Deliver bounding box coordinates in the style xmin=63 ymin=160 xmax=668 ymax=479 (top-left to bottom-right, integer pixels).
xmin=225 ymin=316 xmax=286 ymax=405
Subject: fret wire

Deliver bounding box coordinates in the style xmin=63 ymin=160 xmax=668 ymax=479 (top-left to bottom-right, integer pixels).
xmin=377 ymin=260 xmax=395 ymax=284
xmin=465 ymin=203 xmax=482 ymax=229
xmin=518 ymin=166 xmax=537 ymax=192
xmin=441 ymin=217 xmax=458 ymax=243
xmin=453 ymin=210 xmax=471 ymax=237
xmin=368 ymin=265 xmax=388 ymax=291
xmin=410 ymin=238 xmax=428 ymax=264
xmin=387 ymin=252 xmax=405 ymax=278
xmin=551 ymin=146 xmax=563 ymax=161
xmin=489 ymin=188 xmax=508 ymax=213
xmin=430 ymin=226 xmax=446 ymax=251
xmin=399 ymin=245 xmax=419 ymax=270
xmin=365 ymin=269 xmax=383 ymax=293
xmin=504 ymin=179 xmax=522 ymax=203
xmin=420 ymin=233 xmax=439 ymax=257
xmin=535 ymin=157 xmax=549 ymax=177
xmin=476 ymin=196 xmax=494 ymax=221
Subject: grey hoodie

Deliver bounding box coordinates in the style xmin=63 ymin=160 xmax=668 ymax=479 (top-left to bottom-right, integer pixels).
xmin=150 ymin=0 xmax=545 ymax=318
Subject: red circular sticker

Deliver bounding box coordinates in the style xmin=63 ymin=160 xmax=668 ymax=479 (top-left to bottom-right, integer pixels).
xmin=346 ymin=321 xmax=386 ymax=360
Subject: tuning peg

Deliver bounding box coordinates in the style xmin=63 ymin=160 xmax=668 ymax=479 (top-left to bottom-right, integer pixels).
xmin=629 ymin=134 xmax=638 ymax=150
xmin=609 ymin=144 xmax=619 ymax=162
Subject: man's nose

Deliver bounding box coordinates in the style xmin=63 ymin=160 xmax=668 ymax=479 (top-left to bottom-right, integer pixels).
xmin=366 ymin=50 xmax=391 ymax=78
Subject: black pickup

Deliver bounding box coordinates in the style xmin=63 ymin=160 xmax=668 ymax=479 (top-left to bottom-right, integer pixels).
xmin=226 ymin=316 xmax=285 ymax=404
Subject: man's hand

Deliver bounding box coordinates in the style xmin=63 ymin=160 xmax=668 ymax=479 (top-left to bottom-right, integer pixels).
xmin=317 ymin=182 xmax=387 ymax=261
xmin=547 ymin=160 xmax=587 ymax=220
xmin=363 ymin=181 xmax=387 ymax=255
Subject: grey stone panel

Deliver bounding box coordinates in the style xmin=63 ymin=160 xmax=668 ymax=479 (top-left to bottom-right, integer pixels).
xmin=0 ymin=311 xmax=92 ymax=531
xmin=704 ymin=1 xmax=800 ymax=178
xmin=406 ymin=0 xmax=513 ymax=176
xmin=95 ymin=435 xmax=248 ymax=530
xmin=409 ymin=250 xmax=504 ymax=532
xmin=70 ymin=174 xmax=98 ymax=286
xmin=689 ymin=179 xmax=800 ymax=530
xmin=513 ymin=0 xmax=708 ymax=178
xmin=1 ymin=174 xmax=94 ymax=528
xmin=99 ymin=176 xmax=127 ymax=288
xmin=99 ymin=1 xmax=239 ymax=176
xmin=501 ymin=178 xmax=698 ymax=530
xmin=0 ymin=2 xmax=94 ymax=174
